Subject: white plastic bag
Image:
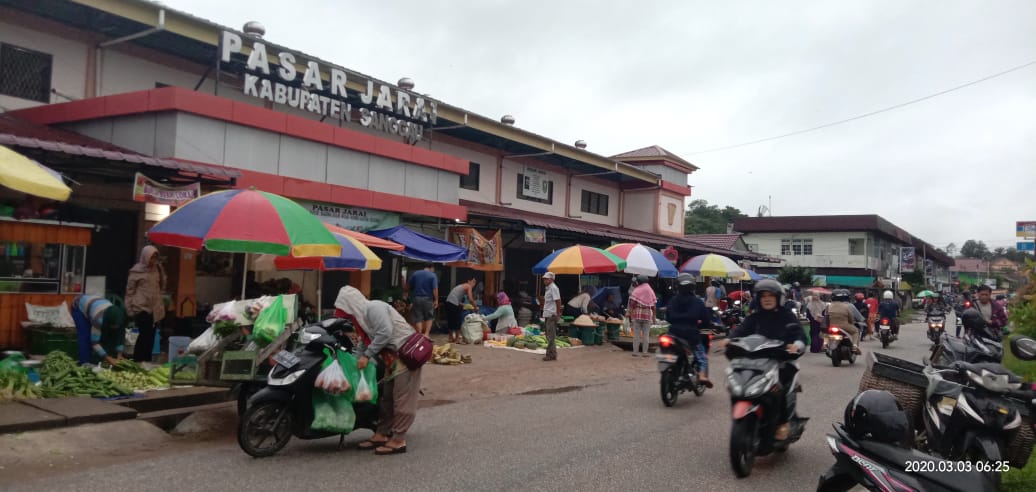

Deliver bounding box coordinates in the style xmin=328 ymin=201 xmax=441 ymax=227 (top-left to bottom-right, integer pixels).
xmin=186 ymin=326 xmax=218 ymax=355
xmin=315 ymin=359 xmax=350 ymax=395
xmin=354 ymin=372 xmax=373 ymax=402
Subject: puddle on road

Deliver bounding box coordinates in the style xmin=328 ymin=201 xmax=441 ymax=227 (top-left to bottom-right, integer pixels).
xmin=418 ymin=399 xmax=455 ymax=408
xmin=519 ymin=385 xmax=585 ymax=396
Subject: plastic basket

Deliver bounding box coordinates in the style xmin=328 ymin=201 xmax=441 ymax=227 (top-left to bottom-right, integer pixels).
xmin=580 ymin=327 xmax=596 ymax=346
xmin=220 ymin=350 xmax=261 ymax=381
xmin=27 ymin=328 xmax=77 ymax=358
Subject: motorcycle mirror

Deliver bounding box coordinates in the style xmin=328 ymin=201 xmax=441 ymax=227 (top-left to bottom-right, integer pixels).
xmin=734 ymin=300 xmax=741 ymax=306
xmin=1010 ymin=336 xmax=1036 ymax=361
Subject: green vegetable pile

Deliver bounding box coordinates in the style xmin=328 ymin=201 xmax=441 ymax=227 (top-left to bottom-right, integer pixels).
xmin=39 ymin=351 xmax=131 ymax=398
xmin=97 ymin=360 xmax=169 ymax=391
xmin=0 ymin=371 xmax=42 ymax=401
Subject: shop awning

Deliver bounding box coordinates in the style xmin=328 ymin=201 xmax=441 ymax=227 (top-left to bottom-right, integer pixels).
xmin=366 ymin=226 xmax=468 ymax=263
xmin=825 ymin=275 xmax=876 ymax=288
xmin=0 ymin=114 xmax=238 ymax=180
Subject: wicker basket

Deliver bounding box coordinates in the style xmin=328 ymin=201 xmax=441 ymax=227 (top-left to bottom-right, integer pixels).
xmin=858 ymin=367 xmax=926 ymax=426
xmin=1006 ymin=416 xmax=1034 ymax=468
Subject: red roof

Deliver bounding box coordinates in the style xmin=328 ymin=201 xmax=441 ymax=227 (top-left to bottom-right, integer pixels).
xmin=684 ymin=233 xmax=742 ymax=250
xmin=949 ymin=258 xmax=989 ymax=273
xmin=611 ymin=145 xmax=698 ymax=171
xmin=0 ymin=113 xmax=237 ymax=179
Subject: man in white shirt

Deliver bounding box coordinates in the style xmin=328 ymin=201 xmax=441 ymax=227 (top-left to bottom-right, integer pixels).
xmin=541 ymin=272 xmax=562 ymax=361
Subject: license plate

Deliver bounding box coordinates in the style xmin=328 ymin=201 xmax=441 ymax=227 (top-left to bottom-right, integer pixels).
xmin=880 ymin=325 xmax=890 ymax=330
xmin=272 ymin=350 xmax=300 ymax=369
xmin=656 ymin=353 xmax=677 ymax=363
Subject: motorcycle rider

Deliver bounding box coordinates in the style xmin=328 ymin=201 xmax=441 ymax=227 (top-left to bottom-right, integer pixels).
xmin=852 ymin=293 xmax=870 ymax=340
xmin=728 ymin=279 xmax=807 ymax=441
xmin=665 ymin=273 xmax=714 ymax=388
xmin=827 ymin=289 xmax=864 ymax=354
xmin=974 ymin=285 xmax=1008 ymax=337
xmin=877 ymin=290 xmax=900 ymax=338
xmin=924 ymin=294 xmax=946 ymax=320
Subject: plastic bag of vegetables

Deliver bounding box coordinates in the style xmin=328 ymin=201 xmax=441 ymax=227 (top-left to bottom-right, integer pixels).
xmin=311 ymin=390 xmax=355 ymax=433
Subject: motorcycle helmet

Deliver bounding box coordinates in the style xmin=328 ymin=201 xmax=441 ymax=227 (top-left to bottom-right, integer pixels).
xmin=883 ymin=290 xmax=894 ymax=300
xmin=753 ymin=279 xmax=784 ymax=305
xmin=676 ymin=273 xmax=695 ymax=286
xmin=844 ymin=390 xmax=910 ymax=445
xmin=961 ymin=308 xmax=1000 ymax=341
xmin=832 ymin=289 xmax=851 ymax=302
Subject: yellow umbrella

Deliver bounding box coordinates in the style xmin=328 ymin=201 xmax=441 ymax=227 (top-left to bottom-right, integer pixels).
xmin=0 ymin=145 xmax=71 ymax=201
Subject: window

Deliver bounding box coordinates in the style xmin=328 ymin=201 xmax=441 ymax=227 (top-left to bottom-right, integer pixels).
xmin=745 ymin=243 xmax=758 ymax=252
xmin=780 ymin=239 xmax=813 ymax=256
xmin=0 ymin=43 xmax=52 ymax=103
xmin=516 ymin=173 xmax=553 ymax=204
xmin=580 ymin=190 xmax=609 ymax=216
xmin=459 ymin=162 xmax=480 ymax=190
xmin=849 ymin=238 xmax=865 ymax=256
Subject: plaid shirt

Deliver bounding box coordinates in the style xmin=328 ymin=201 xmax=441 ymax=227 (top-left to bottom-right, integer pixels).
xmin=628 ymin=298 xmax=654 ymax=321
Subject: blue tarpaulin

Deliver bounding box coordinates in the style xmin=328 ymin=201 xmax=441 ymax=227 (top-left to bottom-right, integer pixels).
xmin=367 ymin=226 xmax=468 ymax=263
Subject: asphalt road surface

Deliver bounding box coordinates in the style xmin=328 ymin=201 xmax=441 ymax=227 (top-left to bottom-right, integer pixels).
xmin=10 ymin=316 xmax=940 ymax=492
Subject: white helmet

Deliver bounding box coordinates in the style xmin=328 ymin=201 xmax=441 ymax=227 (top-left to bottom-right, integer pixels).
xmin=883 ymin=290 xmax=893 ymax=300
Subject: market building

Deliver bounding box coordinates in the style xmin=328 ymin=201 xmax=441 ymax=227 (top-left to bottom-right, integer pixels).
xmin=733 ymin=215 xmax=954 ymax=291
xmin=0 ymin=0 xmax=771 ymax=349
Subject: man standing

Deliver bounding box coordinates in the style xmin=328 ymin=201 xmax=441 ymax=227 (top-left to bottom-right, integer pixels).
xmin=405 ymin=263 xmax=438 ymax=336
xmin=974 ymin=285 xmax=1008 ymax=336
xmin=541 ymin=272 xmax=562 ymax=361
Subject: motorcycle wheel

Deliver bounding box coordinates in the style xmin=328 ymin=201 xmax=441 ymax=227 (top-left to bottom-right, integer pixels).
xmin=660 ymin=369 xmax=679 ymax=407
xmin=238 ymin=400 xmax=293 ymax=458
xmin=965 ymin=441 xmax=1003 ymax=489
xmin=881 ymin=336 xmax=889 ymax=349
xmin=729 ymin=414 xmax=759 ymax=478
xmin=831 ymin=351 xmax=841 ymax=367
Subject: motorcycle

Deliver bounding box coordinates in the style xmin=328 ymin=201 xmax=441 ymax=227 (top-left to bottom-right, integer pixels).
xmin=657 ymin=333 xmax=708 ymax=406
xmin=927 ymin=331 xmax=1003 ymax=367
xmin=917 ymin=336 xmax=1036 ymax=488
xmin=825 ymin=324 xmax=859 ymax=367
xmin=877 ymin=317 xmax=896 ymax=349
xmin=725 ymin=334 xmax=807 ymax=478
xmin=719 ymin=302 xmax=743 ymax=337
xmin=926 ymin=314 xmax=946 ymax=344
xmin=237 ymin=320 xmax=381 ymax=458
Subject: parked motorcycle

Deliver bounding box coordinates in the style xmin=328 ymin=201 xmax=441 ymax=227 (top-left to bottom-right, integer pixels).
xmin=817 ymin=390 xmax=998 ymax=492
xmin=657 ymin=333 xmax=707 ymax=406
xmin=825 ymin=325 xmax=858 ymax=367
xmin=237 ymin=321 xmax=381 ymax=458
xmin=928 ymin=332 xmax=1003 ymax=368
xmin=725 ymin=334 xmax=807 ymax=478
xmin=926 ymin=315 xmax=946 ymax=344
xmin=917 ymin=336 xmax=1036 ymax=488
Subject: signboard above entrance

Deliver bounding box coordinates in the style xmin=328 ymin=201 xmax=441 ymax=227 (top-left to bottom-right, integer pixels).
xmin=298 ymin=199 xmax=400 ymax=232
xmin=219 ymin=31 xmax=437 ymax=144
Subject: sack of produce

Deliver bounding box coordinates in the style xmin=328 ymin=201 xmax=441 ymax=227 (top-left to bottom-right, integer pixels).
xmin=253 ymin=295 xmax=287 ymax=347
xmin=314 ymin=357 xmax=350 ymax=395
xmin=461 ymin=317 xmax=485 ymax=344
xmin=311 ymin=390 xmax=355 ymax=434
xmin=187 ymin=326 xmax=219 ymax=355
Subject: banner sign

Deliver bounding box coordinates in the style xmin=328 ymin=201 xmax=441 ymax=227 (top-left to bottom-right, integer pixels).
xmin=524 ymin=227 xmax=546 ymax=243
xmin=299 ymin=199 xmax=399 ymax=232
xmin=447 ymin=227 xmax=503 ymax=271
xmin=1018 ymin=242 xmax=1035 ymax=252
xmin=522 ymin=166 xmax=551 ymax=200
xmin=1018 ymin=221 xmax=1036 ymax=237
xmin=899 ymin=247 xmax=916 ymax=273
xmin=132 ymin=173 xmax=200 ymax=205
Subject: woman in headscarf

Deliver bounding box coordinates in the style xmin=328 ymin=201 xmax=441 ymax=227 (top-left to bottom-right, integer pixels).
xmin=125 ymin=245 xmax=165 ymax=362
xmin=483 ymin=291 xmax=518 ymax=333
xmin=627 ymin=275 xmax=657 ymax=356
xmin=805 ymin=293 xmax=828 ymax=353
xmin=334 ymin=286 xmax=420 ymax=455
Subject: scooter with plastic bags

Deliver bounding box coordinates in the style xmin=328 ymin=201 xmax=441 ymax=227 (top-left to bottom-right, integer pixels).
xmin=237 ymin=319 xmax=383 ymax=458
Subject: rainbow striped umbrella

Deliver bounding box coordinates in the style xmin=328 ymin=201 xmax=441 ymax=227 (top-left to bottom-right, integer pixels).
xmin=678 ymin=253 xmax=745 ymax=278
xmin=533 ymin=245 xmax=627 ymax=275
xmin=255 ymin=231 xmax=382 ymax=271
xmin=148 ymin=189 xmax=340 ymax=257
xmin=605 ymin=243 xmax=678 ymax=278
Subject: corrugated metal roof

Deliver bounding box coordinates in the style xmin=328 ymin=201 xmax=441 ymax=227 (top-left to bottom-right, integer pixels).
xmin=0 ymin=114 xmax=237 ymax=178
xmin=611 ymin=145 xmax=699 ymax=171
xmin=684 ymin=233 xmax=742 ymax=250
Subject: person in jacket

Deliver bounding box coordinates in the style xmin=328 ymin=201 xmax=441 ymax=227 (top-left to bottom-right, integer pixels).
xmin=804 ymin=294 xmax=827 ymax=353
xmin=483 ymin=291 xmax=518 ymax=333
xmin=444 ymin=277 xmax=476 ymax=344
xmin=563 ymin=286 xmax=596 ymax=318
xmin=666 ymin=273 xmax=714 ymax=387
xmin=627 ymin=275 xmax=657 ymax=357
xmin=853 ymin=293 xmax=870 ymax=340
xmin=728 ymin=279 xmax=808 ymax=441
xmin=334 ymin=286 xmax=420 ymax=456
xmin=974 ymin=285 xmax=1008 ymax=335
xmin=877 ymin=290 xmax=901 ymax=337
xmin=827 ymin=289 xmax=864 ymax=354
xmin=126 ymin=245 xmax=165 ymax=362
xmin=72 ymin=294 xmax=129 ymax=365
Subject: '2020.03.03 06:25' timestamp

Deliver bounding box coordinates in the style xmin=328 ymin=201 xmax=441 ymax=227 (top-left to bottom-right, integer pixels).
xmin=905 ymin=460 xmax=1010 ymax=473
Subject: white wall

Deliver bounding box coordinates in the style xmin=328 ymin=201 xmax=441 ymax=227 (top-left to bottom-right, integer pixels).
xmin=431 ymin=140 xmax=498 ymax=204
xmin=743 ymin=231 xmax=874 ymax=269
xmin=623 ymin=190 xmax=656 ymax=232
xmin=569 ymin=177 xmax=619 ymax=226
xmin=0 ymin=19 xmax=88 ymax=111
xmin=640 ymin=164 xmax=687 ymax=185
xmin=499 ymin=158 xmax=567 ymax=217
xmin=656 ymin=193 xmax=685 ymax=235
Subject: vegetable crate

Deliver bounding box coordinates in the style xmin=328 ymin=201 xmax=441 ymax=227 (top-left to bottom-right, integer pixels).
xmin=220 ymin=350 xmax=263 ymax=381
xmin=26 ymin=327 xmax=78 ymax=358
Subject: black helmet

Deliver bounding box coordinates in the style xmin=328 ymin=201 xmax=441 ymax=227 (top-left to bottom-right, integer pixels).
xmin=961 ymin=308 xmax=1000 ymax=341
xmin=676 ymin=273 xmax=695 ymax=286
xmin=711 ymin=279 xmax=722 ymax=287
xmin=844 ymin=390 xmax=910 ymax=444
xmin=753 ymin=279 xmax=784 ymax=304
xmin=832 ymin=289 xmax=851 ymax=302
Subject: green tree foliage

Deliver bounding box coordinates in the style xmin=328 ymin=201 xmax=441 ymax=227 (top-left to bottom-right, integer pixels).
xmin=777 ymin=266 xmax=815 ymax=286
xmin=901 ymin=270 xmax=925 ymax=290
xmin=960 ymin=239 xmax=991 ymax=260
xmin=684 ymin=200 xmax=748 ymax=234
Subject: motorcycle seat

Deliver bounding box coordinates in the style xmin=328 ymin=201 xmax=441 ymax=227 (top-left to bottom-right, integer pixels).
xmin=858 ymin=440 xmax=990 ymax=491
xmin=954 ymin=361 xmax=1022 ymax=382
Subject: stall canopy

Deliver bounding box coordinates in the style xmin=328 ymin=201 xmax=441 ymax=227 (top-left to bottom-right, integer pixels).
xmin=825 ymin=275 xmax=876 ymax=288
xmin=367 ymin=226 xmax=468 ymax=263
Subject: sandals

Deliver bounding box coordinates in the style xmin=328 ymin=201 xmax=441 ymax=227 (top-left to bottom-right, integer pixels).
xmin=357 ymin=439 xmax=388 ymax=450
xmin=374 ymin=443 xmax=407 ymax=455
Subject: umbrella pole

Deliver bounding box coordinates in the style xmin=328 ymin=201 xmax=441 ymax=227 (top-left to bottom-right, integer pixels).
xmin=317 ymin=272 xmax=322 ymax=321
xmin=241 ymin=253 xmax=248 ymax=299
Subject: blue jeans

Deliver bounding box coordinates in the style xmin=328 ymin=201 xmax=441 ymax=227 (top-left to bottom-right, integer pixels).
xmin=693 ymin=343 xmax=708 ymax=376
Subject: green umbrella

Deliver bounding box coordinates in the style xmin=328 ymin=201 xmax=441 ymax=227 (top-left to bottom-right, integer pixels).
xmin=917 ymin=290 xmax=937 ymax=298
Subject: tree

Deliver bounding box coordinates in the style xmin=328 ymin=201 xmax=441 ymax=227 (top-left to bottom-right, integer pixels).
xmin=777 ymin=266 xmax=815 ymax=286
xmin=901 ymin=270 xmax=925 ymax=291
xmin=685 ymin=199 xmax=748 ymax=234
xmin=960 ymin=239 xmax=991 ymax=260
xmin=993 ymin=247 xmax=1007 ymax=257
xmin=945 ymin=243 xmax=957 ymax=257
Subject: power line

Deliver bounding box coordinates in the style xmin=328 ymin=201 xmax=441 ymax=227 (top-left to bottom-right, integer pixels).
xmin=687 ymin=58 xmax=1036 ymax=156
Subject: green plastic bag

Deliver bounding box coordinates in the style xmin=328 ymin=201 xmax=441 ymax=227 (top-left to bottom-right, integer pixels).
xmin=253 ymin=295 xmax=287 ymax=347
xmin=311 ymin=390 xmax=356 ymax=433
xmin=0 ymin=352 xmax=27 ymax=375
xmin=337 ymin=351 xmax=378 ymax=405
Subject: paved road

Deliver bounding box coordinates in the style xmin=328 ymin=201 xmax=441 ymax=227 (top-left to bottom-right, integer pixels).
xmin=9 ymin=316 xmax=940 ymax=492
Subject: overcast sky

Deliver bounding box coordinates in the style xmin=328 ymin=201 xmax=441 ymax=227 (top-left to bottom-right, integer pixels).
xmin=163 ymin=0 xmax=1036 ymax=252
